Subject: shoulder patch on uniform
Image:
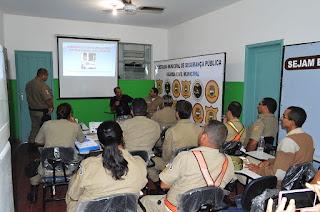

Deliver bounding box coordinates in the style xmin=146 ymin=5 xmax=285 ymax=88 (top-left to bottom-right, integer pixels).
xmin=162 ymin=165 xmax=170 ymax=174
xmin=45 ymin=90 xmax=50 ymax=94
xmin=253 ymin=121 xmax=262 ymax=131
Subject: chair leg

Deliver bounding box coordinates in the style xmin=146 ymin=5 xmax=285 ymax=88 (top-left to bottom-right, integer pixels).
xmin=43 ymin=185 xmax=46 ymax=212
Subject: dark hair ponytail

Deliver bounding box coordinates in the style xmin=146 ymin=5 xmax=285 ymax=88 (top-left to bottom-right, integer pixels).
xmin=97 ymin=121 xmax=128 ymax=180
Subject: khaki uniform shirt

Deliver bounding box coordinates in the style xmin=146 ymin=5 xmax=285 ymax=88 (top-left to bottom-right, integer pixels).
xmin=120 ymin=116 xmax=161 ymax=152
xmin=243 ymin=113 xmax=278 ymax=147
xmin=162 ymin=119 xmax=201 ymax=163
xmin=35 ymin=119 xmax=85 ymax=148
xmin=26 ymin=77 xmax=53 ymax=109
xmin=66 ymin=150 xmax=147 ymax=212
xmin=257 ymin=128 xmax=314 ymax=183
xmin=160 ymin=146 xmax=235 ymax=206
xmin=224 ymin=118 xmax=246 ymax=144
xmin=151 ymin=107 xmax=177 ymax=129
xmin=145 ymin=95 xmax=163 ymax=118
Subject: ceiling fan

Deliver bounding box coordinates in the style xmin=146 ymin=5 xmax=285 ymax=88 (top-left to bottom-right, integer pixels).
xmin=103 ymin=0 xmax=164 ymax=14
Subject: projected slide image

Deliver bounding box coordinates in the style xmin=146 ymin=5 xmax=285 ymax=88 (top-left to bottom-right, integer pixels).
xmin=62 ymin=42 xmax=116 ymax=77
xmin=81 ymin=53 xmax=96 ymax=69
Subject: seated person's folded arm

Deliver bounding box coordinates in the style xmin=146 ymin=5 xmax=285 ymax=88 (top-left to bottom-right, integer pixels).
xmin=246 ymin=139 xmax=258 ymax=151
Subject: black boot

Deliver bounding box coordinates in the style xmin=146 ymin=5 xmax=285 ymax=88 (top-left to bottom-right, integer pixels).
xmin=27 ymin=185 xmax=38 ymax=204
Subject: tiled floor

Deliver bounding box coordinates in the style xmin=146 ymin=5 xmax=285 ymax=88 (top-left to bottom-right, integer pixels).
xmin=11 ymin=141 xmax=245 ymax=212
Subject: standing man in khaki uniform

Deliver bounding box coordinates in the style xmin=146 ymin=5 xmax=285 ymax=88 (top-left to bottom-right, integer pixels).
xmin=245 ymin=97 xmax=278 ymax=151
xmin=151 ymin=94 xmax=177 ymax=130
xmin=120 ymin=98 xmax=161 ymax=153
xmin=223 ymin=101 xmax=246 ymax=143
xmin=25 ymin=68 xmax=54 ymax=152
xmin=139 ymin=120 xmax=235 ymax=212
xmin=148 ymin=100 xmax=201 ymax=187
xmin=145 ymin=87 xmax=163 ymax=118
xmin=247 ymin=106 xmax=314 ymax=188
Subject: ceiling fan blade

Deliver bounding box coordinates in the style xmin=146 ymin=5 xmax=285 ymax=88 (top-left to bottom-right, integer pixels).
xmin=121 ymin=0 xmax=132 ymax=5
xmin=102 ymin=9 xmax=124 ymax=13
xmin=139 ymin=7 xmax=164 ymax=12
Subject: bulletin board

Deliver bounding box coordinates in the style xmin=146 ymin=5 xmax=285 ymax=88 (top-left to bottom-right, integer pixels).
xmin=154 ymin=53 xmax=226 ymax=126
xmin=279 ymin=42 xmax=320 ymax=158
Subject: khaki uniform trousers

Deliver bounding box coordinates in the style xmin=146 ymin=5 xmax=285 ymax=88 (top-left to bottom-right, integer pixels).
xmin=148 ymin=157 xmax=168 ymax=183
xmin=138 ymin=195 xmax=167 ymax=212
xmin=29 ymin=111 xmax=44 ymax=143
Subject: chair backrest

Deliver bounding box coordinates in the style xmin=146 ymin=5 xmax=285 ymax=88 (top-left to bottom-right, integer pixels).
xmin=129 ymin=151 xmax=149 ymax=163
xmin=177 ymin=187 xmax=226 ymax=212
xmin=242 ymin=176 xmax=277 ymax=212
xmin=264 ymin=137 xmax=274 ymax=146
xmin=281 ymin=162 xmax=316 ymax=190
xmin=40 ymin=147 xmax=79 ymax=177
xmin=161 ymin=126 xmax=171 ymax=143
xmin=83 ymin=193 xmax=138 ymax=212
xmin=175 ymin=146 xmax=198 ymax=157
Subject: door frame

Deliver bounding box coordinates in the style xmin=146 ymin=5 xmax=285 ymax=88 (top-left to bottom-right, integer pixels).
xmin=243 ymin=40 xmax=283 ymax=128
xmin=15 ymin=51 xmax=54 ymax=142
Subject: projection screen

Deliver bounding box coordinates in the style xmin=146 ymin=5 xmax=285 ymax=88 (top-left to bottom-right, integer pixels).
xmin=57 ymin=37 xmax=118 ymax=98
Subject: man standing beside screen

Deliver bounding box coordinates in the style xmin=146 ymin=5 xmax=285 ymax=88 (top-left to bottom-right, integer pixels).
xmin=25 ymin=68 xmax=54 ymax=152
xmin=110 ymin=87 xmax=133 ymax=121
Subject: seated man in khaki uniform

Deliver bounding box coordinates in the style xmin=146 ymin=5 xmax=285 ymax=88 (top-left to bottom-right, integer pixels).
xmin=145 ymin=87 xmax=163 ymax=118
xmin=247 ymin=106 xmax=314 ymax=188
xmin=139 ymin=120 xmax=235 ymax=212
xmin=120 ymin=98 xmax=161 ymax=153
xmin=223 ymin=101 xmax=246 ymax=143
xmin=148 ymin=100 xmax=201 ymax=190
xmin=244 ymin=97 xmax=279 ymax=151
xmin=151 ymin=94 xmax=177 ymax=130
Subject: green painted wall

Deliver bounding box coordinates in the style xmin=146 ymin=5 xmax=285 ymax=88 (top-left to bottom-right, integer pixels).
xmin=8 ymin=79 xmax=244 ymax=139
xmin=8 ymin=79 xmax=155 ymax=139
xmin=223 ymin=81 xmax=244 ymax=121
xmin=8 ymin=80 xmax=19 ymax=139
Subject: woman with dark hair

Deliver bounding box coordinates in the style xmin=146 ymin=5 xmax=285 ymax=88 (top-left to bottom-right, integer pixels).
xmin=27 ymin=103 xmax=85 ymax=204
xmin=35 ymin=103 xmax=85 ymax=147
xmin=66 ymin=121 xmax=147 ymax=212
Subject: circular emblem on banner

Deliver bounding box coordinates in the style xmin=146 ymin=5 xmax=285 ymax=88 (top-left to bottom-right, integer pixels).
xmin=192 ymin=80 xmax=204 ymax=102
xmin=172 ymin=79 xmax=181 ymax=98
xmin=192 ymin=103 xmax=204 ymax=123
xmin=205 ymin=106 xmax=219 ymax=123
xmin=181 ymin=80 xmax=191 ymax=99
xmin=156 ymin=80 xmax=163 ymax=95
xmin=205 ymin=80 xmax=219 ymax=104
xmin=165 ymin=80 xmax=171 ymax=94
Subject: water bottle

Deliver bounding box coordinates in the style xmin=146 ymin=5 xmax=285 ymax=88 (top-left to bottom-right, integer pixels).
xmin=257 ymin=136 xmax=265 ymax=154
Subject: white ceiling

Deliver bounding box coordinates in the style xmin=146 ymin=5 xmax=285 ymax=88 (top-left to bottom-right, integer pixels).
xmin=0 ymin=0 xmax=241 ymax=29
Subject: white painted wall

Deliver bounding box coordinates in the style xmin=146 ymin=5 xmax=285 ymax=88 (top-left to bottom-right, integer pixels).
xmin=4 ymin=14 xmax=168 ymax=79
xmin=168 ymin=0 xmax=320 ymax=82
xmin=0 ymin=10 xmax=4 ymax=46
